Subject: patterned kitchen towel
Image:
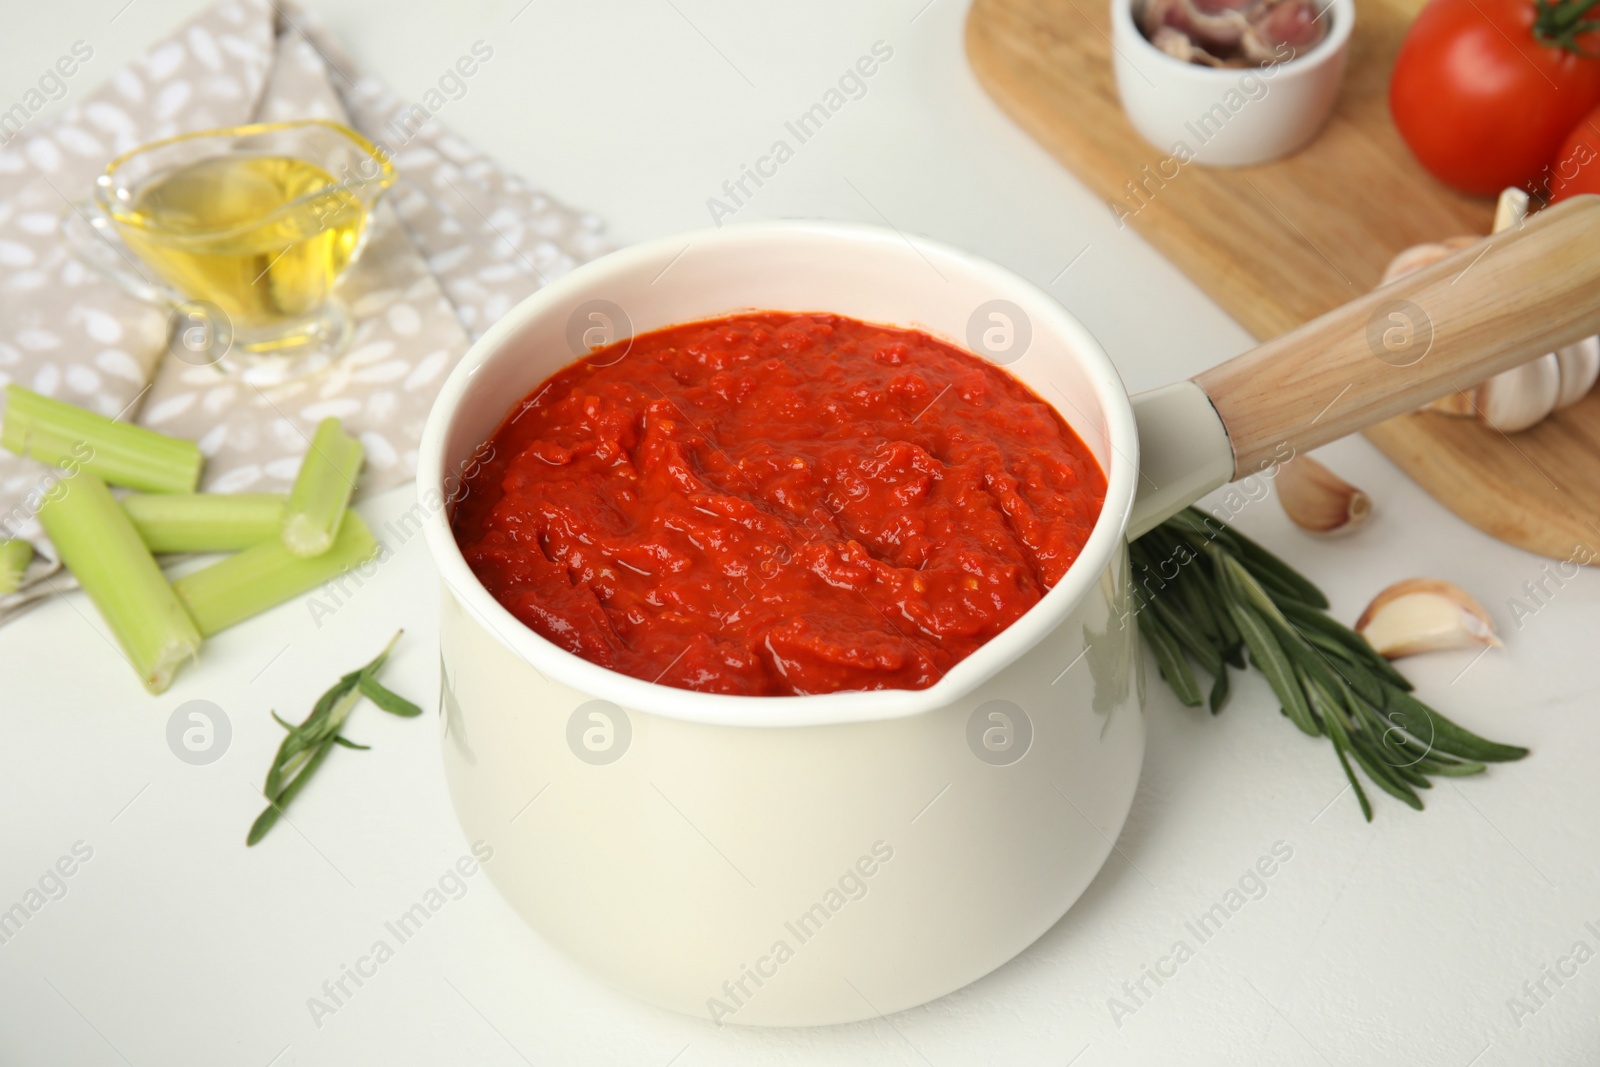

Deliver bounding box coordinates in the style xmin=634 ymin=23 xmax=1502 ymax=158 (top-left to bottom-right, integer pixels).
xmin=0 ymin=0 xmax=610 ymax=543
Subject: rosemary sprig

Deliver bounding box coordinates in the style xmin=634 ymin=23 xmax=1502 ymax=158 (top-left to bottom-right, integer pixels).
xmin=1132 ymin=508 xmax=1528 ymax=820
xmin=247 ymin=630 xmax=422 ymax=846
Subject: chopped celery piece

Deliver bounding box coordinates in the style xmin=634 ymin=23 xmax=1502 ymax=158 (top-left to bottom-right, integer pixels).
xmin=0 ymin=539 xmax=33 ymax=594
xmin=123 ymin=493 xmax=286 ymax=553
xmin=174 ymin=512 xmax=378 ymax=636
xmin=281 ymin=417 xmax=363 ymax=558
xmin=36 ymin=471 xmax=202 ymax=693
xmin=2 ymin=385 xmax=202 ymax=493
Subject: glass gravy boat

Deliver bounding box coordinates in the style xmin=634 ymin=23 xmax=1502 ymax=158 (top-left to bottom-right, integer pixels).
xmin=64 ymin=120 xmax=396 ymax=383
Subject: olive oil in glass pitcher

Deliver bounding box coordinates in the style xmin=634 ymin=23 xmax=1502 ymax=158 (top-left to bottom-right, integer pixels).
xmin=65 ymin=120 xmax=396 ymax=383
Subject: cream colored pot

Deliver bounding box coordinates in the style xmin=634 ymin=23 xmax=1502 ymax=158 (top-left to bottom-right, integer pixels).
xmin=418 ymin=204 xmax=1600 ymax=1026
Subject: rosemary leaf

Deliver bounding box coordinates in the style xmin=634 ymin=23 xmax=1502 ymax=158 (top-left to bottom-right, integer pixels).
xmin=1304 ymin=669 xmax=1422 ymax=808
xmin=267 ymin=682 xmax=359 ymax=799
xmin=1318 ymin=694 xmax=1374 ymax=820
xmin=1204 ymin=665 xmax=1227 ymax=715
xmin=1187 ymin=563 xmax=1244 ymax=665
xmin=1346 ymin=694 xmax=1427 ymax=777
xmin=1380 ymin=687 xmax=1529 ymax=764
xmin=248 ymin=739 xmax=337 ymax=846
xmin=1145 ymin=591 xmax=1224 ymax=678
xmin=1415 ymin=756 xmax=1487 ymax=778
xmin=1217 ymin=570 xmax=1319 ymax=737
xmin=1296 ymin=628 xmax=1390 ymax=706
xmin=1278 ymin=598 xmax=1413 ymax=691
xmin=1176 ymin=567 xmax=1224 ymax=643
xmin=1269 ymin=615 xmax=1356 ymax=700
xmin=359 ymin=675 xmax=423 ymax=717
xmin=1344 ymin=732 xmax=1425 ymax=810
xmin=1140 ymin=610 xmax=1204 ymax=707
xmin=1211 ymin=549 xmax=1297 ymax=631
xmin=1161 ymin=507 xmax=1233 ymax=546
xmin=1219 ymin=524 xmax=1328 ymax=610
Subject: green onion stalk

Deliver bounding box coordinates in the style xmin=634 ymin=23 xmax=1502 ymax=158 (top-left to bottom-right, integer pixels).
xmin=36 ymin=471 xmax=202 ymax=693
xmin=0 ymin=539 xmax=34 ymax=595
xmin=281 ymin=418 xmax=363 ymax=558
xmin=2 ymin=385 xmax=202 ymax=493
xmin=123 ymin=493 xmax=286 ymax=553
xmin=175 ymin=512 xmax=379 ymax=637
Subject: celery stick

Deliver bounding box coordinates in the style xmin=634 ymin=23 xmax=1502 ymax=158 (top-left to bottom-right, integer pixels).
xmin=2 ymin=385 xmax=203 ymax=493
xmin=36 ymin=471 xmax=202 ymax=693
xmin=281 ymin=418 xmax=363 ymax=558
xmin=175 ymin=512 xmax=378 ymax=636
xmin=123 ymin=493 xmax=287 ymax=553
xmin=0 ymin=539 xmax=33 ymax=594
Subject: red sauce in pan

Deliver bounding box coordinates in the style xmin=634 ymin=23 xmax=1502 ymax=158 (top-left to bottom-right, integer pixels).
xmin=451 ymin=312 xmax=1107 ymax=696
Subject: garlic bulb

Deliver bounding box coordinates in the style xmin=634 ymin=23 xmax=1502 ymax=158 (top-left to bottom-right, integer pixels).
xmin=1380 ymin=188 xmax=1599 ymax=430
xmin=1476 ymin=353 xmax=1562 ymax=432
xmin=1355 ymin=578 xmax=1501 ymax=660
xmin=1554 ymin=335 xmax=1600 ymax=410
xmin=1277 ymin=455 xmax=1371 ymax=535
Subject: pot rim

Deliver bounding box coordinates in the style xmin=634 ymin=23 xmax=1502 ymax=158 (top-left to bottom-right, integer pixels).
xmin=417 ymin=219 xmax=1141 ymax=728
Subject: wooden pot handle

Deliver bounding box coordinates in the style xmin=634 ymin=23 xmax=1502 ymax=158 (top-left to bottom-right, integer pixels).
xmin=1193 ymin=194 xmax=1600 ymax=477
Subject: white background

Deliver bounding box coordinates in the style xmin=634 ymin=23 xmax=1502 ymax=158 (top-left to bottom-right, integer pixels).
xmin=3 ymin=1 xmax=1599 ymax=1064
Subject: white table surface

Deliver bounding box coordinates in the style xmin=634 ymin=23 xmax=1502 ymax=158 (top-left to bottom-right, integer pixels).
xmin=4 ymin=2 xmax=1598 ymax=1064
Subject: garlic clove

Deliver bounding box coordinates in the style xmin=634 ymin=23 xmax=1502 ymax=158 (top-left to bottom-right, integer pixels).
xmin=1277 ymin=455 xmax=1371 ymax=535
xmin=1493 ymin=187 xmax=1531 ymax=234
xmin=1239 ymin=0 xmax=1325 ymax=63
xmin=1382 ymin=243 xmax=1452 ymax=284
xmin=1426 ymin=390 xmax=1477 ymax=417
xmin=1140 ymin=0 xmax=1249 ymax=55
xmin=1553 ymin=335 xmax=1600 ymax=410
xmin=1381 ymin=235 xmax=1477 ymax=285
xmin=1151 ymin=25 xmax=1231 ymax=64
xmin=1355 ymin=578 xmax=1502 ymax=660
xmin=1476 ymin=353 xmax=1561 ymax=432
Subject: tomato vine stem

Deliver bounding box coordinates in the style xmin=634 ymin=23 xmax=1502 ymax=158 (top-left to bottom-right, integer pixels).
xmin=1534 ymin=0 xmax=1600 ymax=54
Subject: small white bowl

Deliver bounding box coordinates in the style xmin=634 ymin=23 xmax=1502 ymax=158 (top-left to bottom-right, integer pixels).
xmin=1110 ymin=0 xmax=1354 ymax=167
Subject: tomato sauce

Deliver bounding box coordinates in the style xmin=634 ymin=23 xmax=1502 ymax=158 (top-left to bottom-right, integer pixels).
xmin=451 ymin=313 xmax=1107 ymax=696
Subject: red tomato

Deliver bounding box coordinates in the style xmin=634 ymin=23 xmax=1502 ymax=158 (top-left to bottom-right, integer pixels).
xmin=1390 ymin=0 xmax=1600 ymax=196
xmin=1549 ymin=103 xmax=1600 ymax=201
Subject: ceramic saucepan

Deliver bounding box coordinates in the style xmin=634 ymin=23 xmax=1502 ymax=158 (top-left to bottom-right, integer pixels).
xmin=418 ymin=200 xmax=1600 ymax=1026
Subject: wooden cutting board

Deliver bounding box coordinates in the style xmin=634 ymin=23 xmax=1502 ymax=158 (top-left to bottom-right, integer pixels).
xmin=966 ymin=0 xmax=1600 ymax=563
